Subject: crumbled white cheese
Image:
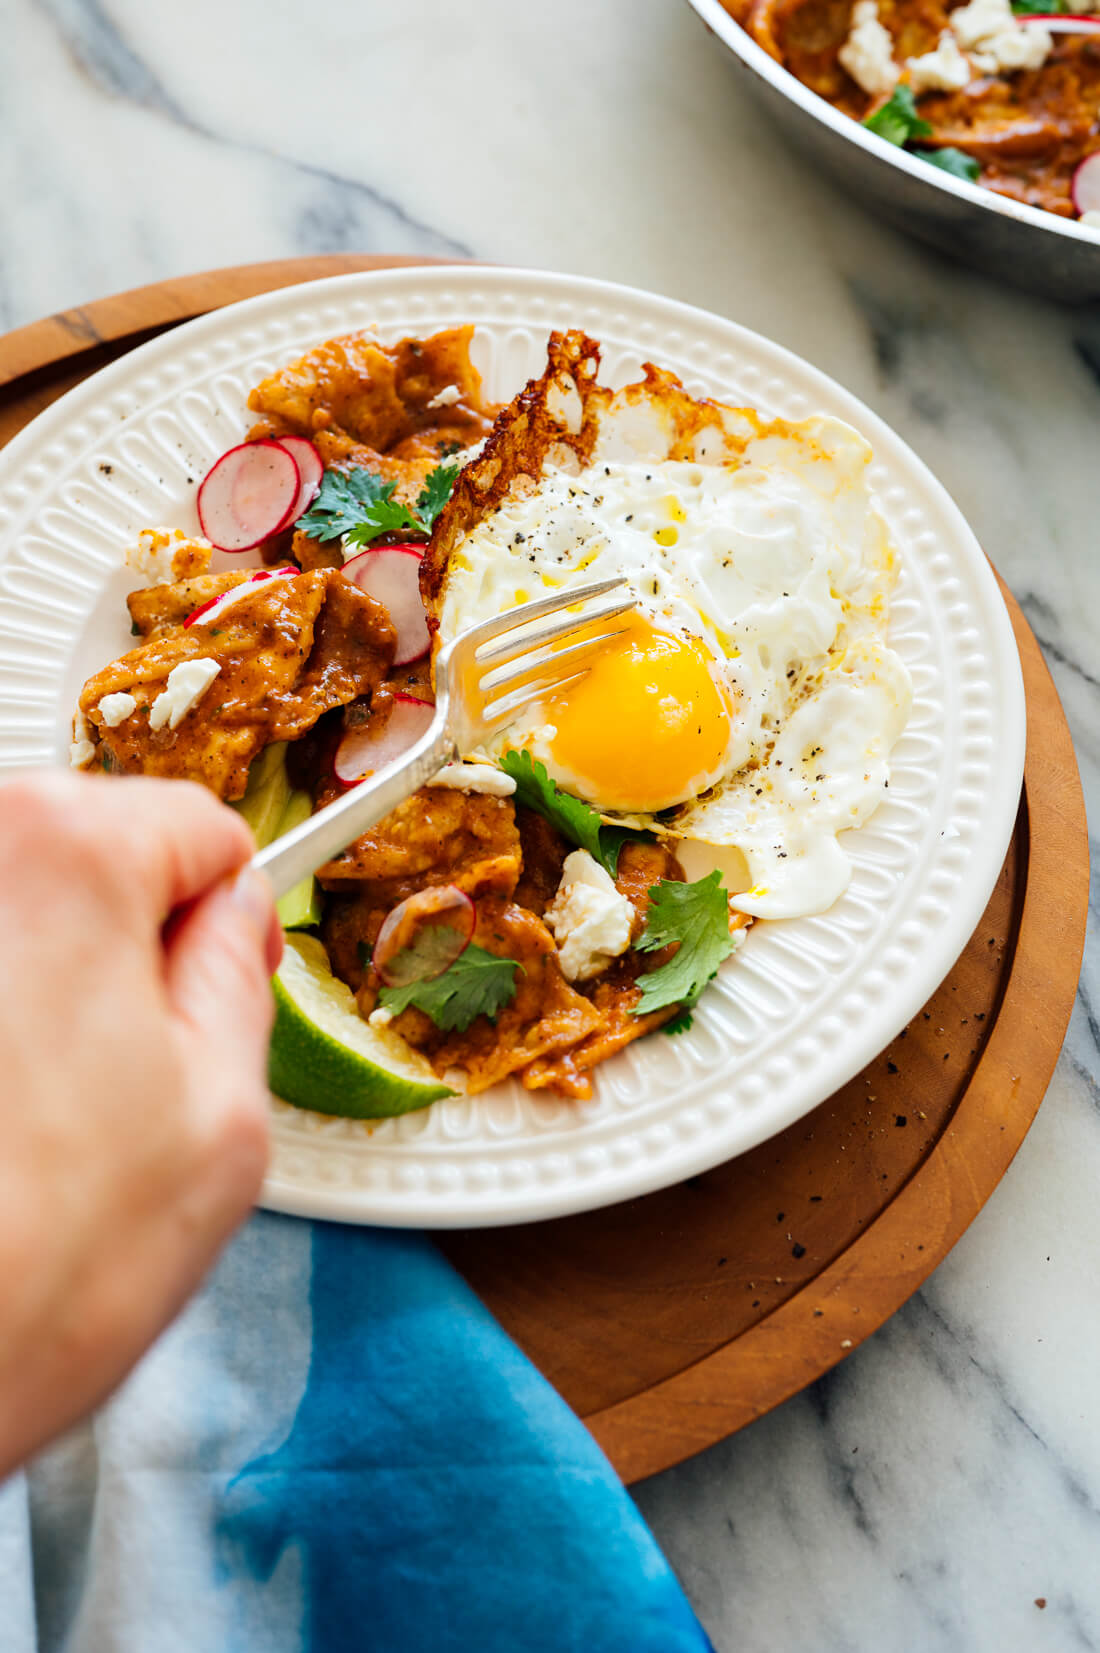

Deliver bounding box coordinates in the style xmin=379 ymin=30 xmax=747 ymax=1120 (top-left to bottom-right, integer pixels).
xmin=430 ymin=762 xmax=517 ymax=797
xmin=948 ymin=0 xmax=1051 ymax=72
xmin=839 ymin=1 xmax=901 ymax=96
xmin=426 ymin=384 xmax=463 ymax=409
xmin=545 ymin=849 xmax=635 ymax=983
xmin=97 ymin=691 xmax=137 ymax=728
xmin=906 ymin=30 xmax=971 ymax=93
xmin=972 ymin=23 xmax=1051 ymax=73
xmin=148 ymin=658 xmax=221 ymax=732
xmin=70 ymin=709 xmax=95 ymax=768
xmin=126 ymin=527 xmax=212 ymax=587
xmin=947 ymin=0 xmax=1008 ymax=48
xmin=1080 ymin=210 xmax=1100 ymax=231
xmin=368 ymin=1006 xmax=395 ymax=1028
xmin=127 ymin=528 xmax=184 ymax=585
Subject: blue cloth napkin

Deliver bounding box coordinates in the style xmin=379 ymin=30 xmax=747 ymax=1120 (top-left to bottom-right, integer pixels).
xmin=1 ymin=1212 xmax=713 ymax=1651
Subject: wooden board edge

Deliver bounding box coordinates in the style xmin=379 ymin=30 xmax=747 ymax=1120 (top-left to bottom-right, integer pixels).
xmin=0 ymin=261 xmax=1085 ymax=1484
xmin=587 ymin=588 xmax=1088 ymax=1481
xmin=0 ymin=255 xmax=464 ymax=387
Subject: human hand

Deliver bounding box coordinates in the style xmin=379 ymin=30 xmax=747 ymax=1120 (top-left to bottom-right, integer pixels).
xmin=0 ymin=771 xmax=281 ymax=1476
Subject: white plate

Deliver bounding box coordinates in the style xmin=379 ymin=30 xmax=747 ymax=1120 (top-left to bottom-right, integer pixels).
xmin=0 ymin=266 xmax=1025 ymax=1228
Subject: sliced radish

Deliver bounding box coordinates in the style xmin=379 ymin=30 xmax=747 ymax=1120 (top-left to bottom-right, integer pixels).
xmin=197 ymin=439 xmax=300 ymax=553
xmin=372 ymin=885 xmax=476 ymax=986
xmin=1072 ymin=151 xmax=1100 ymax=214
xmin=342 ymin=544 xmax=430 ymax=666
xmin=184 ymin=567 xmax=297 ymax=629
xmin=1019 ymin=12 xmax=1100 ymax=28
xmin=272 ymin=436 xmax=323 ymax=521
xmin=334 ymin=692 xmax=435 ymax=785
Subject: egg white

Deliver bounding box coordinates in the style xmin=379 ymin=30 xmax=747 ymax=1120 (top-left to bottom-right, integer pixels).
xmin=434 ymin=412 xmax=912 ymax=921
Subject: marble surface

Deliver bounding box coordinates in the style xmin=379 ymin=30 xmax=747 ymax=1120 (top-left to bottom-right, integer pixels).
xmin=4 ymin=0 xmax=1098 ymax=1646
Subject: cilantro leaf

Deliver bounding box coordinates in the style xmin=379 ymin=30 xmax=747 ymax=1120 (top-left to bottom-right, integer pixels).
xmin=1012 ymin=0 xmax=1061 ymax=12
xmin=662 ymin=1007 xmax=695 ymax=1036
xmin=297 ymin=461 xmax=459 ymax=551
xmin=296 ymin=468 xmax=406 ymax=543
xmin=415 ymin=464 xmax=459 ymax=532
xmin=501 ymin=749 xmax=606 ymax=862
xmin=918 ymin=146 xmax=981 ymax=183
xmin=631 ymin=872 xmax=735 ymax=1017
xmin=377 ymin=942 xmax=520 ymax=1032
xmin=863 ymin=84 xmax=932 ymax=147
xmin=343 ymin=496 xmax=422 ymax=549
xmin=597 ymin=824 xmax=651 ymax=878
xmin=500 ymin=750 xmax=644 ymax=876
xmin=862 ymin=87 xmax=978 ymax=183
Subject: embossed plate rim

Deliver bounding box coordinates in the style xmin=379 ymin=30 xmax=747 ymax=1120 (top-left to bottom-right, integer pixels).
xmin=0 ymin=265 xmax=1025 ymax=1226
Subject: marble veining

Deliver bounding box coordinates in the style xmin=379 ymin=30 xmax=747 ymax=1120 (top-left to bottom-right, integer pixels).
xmin=37 ymin=0 xmax=473 ymax=260
xmin=2 ymin=0 xmax=1098 ymax=1646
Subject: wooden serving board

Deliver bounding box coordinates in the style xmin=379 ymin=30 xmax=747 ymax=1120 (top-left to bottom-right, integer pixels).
xmin=0 ymin=256 xmax=1087 ymax=1485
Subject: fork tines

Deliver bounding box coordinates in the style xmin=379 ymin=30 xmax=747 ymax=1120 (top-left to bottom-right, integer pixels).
xmin=471 ymin=576 xmax=636 ymax=725
xmin=469 ymin=577 xmax=631 ymax=653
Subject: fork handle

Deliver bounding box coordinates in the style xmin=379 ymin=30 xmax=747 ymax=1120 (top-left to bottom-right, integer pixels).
xmin=252 ymin=719 xmax=457 ymax=900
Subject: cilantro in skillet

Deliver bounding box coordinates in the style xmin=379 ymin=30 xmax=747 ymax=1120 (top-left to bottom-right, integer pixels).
xmin=500 ymin=750 xmax=646 ymax=877
xmin=377 ymin=942 xmax=520 ymax=1032
xmin=862 ymin=85 xmax=932 ymax=147
xmin=631 ymin=872 xmax=736 ymax=1019
xmin=297 ymin=463 xmax=459 ymax=549
xmin=862 ymin=87 xmax=980 ymax=186
xmin=919 ymin=146 xmax=981 ymax=183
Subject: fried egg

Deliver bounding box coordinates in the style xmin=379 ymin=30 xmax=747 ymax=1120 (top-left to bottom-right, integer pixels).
xmin=429 ymin=337 xmax=912 ymax=922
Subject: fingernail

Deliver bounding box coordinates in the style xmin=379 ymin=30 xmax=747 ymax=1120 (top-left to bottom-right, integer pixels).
xmin=228 ymin=867 xmax=276 ymax=937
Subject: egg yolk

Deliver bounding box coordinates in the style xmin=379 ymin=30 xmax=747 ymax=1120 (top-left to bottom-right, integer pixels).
xmin=542 ymin=616 xmax=735 ymax=813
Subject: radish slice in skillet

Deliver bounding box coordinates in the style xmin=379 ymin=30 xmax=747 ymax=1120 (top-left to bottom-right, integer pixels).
xmin=1019 ymin=13 xmax=1100 ymax=28
xmin=1072 ymin=152 xmax=1100 ymax=215
xmin=183 ymin=567 xmax=297 ymax=629
xmin=372 ymin=885 xmax=476 ymax=987
xmin=197 ymin=440 xmax=300 ymax=552
xmin=334 ymin=693 xmax=435 ymax=785
xmin=342 ymin=544 xmax=430 ymax=665
xmin=271 ymin=435 xmax=323 ymax=520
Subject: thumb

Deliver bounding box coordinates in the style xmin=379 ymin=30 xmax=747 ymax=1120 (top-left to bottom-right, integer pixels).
xmin=164 ymin=869 xmax=282 ymax=1054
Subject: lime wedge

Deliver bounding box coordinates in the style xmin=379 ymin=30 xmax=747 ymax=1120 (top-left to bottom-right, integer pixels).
xmin=269 ymin=933 xmax=453 ymax=1118
xmin=273 ymin=790 xmax=322 ymax=930
xmin=234 ymin=742 xmax=291 ymax=847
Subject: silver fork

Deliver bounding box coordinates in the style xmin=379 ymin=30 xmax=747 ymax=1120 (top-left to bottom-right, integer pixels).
xmin=252 ymin=577 xmax=634 ymax=899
